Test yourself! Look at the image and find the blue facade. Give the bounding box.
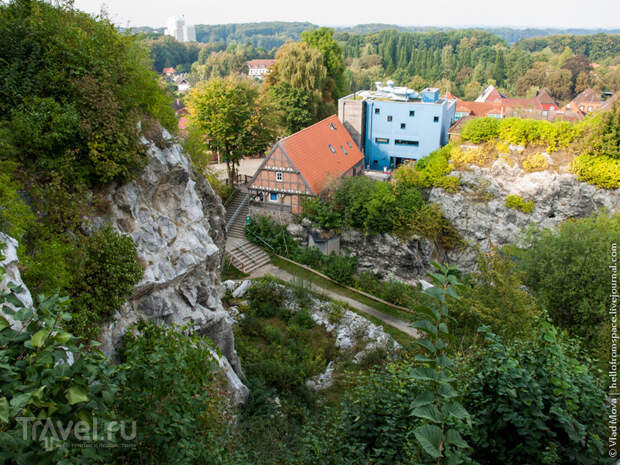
[362,94,456,171]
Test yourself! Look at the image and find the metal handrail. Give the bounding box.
[225,194,249,232]
[245,228,276,254]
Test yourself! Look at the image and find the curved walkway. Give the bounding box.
[250,264,420,339]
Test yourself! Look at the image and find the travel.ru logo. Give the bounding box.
[17,416,137,450]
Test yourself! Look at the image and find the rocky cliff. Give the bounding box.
[93,130,247,403]
[297,159,619,283]
[430,160,620,270]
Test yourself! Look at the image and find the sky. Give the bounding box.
[73,0,620,30]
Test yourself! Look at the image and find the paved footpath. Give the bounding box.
[250,264,420,339]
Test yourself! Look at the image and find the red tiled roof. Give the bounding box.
[280,115,365,194]
[163,67,177,74]
[456,100,504,117]
[246,59,276,69]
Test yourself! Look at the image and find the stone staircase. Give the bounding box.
[224,190,270,274]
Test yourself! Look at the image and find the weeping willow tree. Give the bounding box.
[265,41,335,134]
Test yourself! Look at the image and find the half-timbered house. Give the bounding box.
[248,115,365,223]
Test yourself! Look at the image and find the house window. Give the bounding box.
[395,140,419,146]
[433,116,439,123]
[269,193,278,202]
[275,171,283,182]
[328,144,336,154]
[375,108,380,114]
[346,141,353,149]
[387,115,392,122]
[400,123,406,129]
[341,145,348,155]
[375,137,389,144]
[409,110,415,117]
[328,123,337,130]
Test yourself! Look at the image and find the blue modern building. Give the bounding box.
[338,82,456,171]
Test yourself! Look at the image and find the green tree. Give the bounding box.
[514,212,620,361]
[266,41,331,126]
[492,49,506,86]
[0,0,176,187]
[301,27,347,98]
[187,76,275,186]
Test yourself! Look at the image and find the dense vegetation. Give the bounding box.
[300,175,461,249]
[512,212,620,363]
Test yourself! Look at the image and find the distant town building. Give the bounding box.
[450,86,582,122]
[567,88,608,115]
[247,59,276,79]
[248,115,364,221]
[165,16,196,42]
[162,67,177,76]
[338,81,456,171]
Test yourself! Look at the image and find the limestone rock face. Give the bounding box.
[340,229,437,283]
[95,131,247,403]
[0,233,33,331]
[430,161,620,270]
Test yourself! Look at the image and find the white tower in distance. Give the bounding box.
[165,16,195,42]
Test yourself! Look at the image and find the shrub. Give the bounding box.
[572,153,620,189]
[582,102,620,160]
[68,227,144,339]
[116,321,239,464]
[408,144,453,188]
[301,197,343,230]
[461,117,501,143]
[498,118,580,152]
[513,212,620,361]
[505,194,535,213]
[522,152,550,172]
[450,252,542,350]
[436,174,461,192]
[0,0,175,187]
[450,146,496,169]
[463,326,608,465]
[0,271,118,464]
[0,164,34,240]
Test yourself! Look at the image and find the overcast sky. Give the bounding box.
[73,0,619,30]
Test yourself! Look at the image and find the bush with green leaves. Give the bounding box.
[114,321,241,465]
[462,325,609,465]
[461,117,581,153]
[513,212,619,361]
[450,251,542,350]
[0,165,35,240]
[460,117,501,143]
[300,197,343,230]
[0,267,118,464]
[68,227,144,340]
[505,194,535,213]
[572,153,620,189]
[0,0,175,187]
